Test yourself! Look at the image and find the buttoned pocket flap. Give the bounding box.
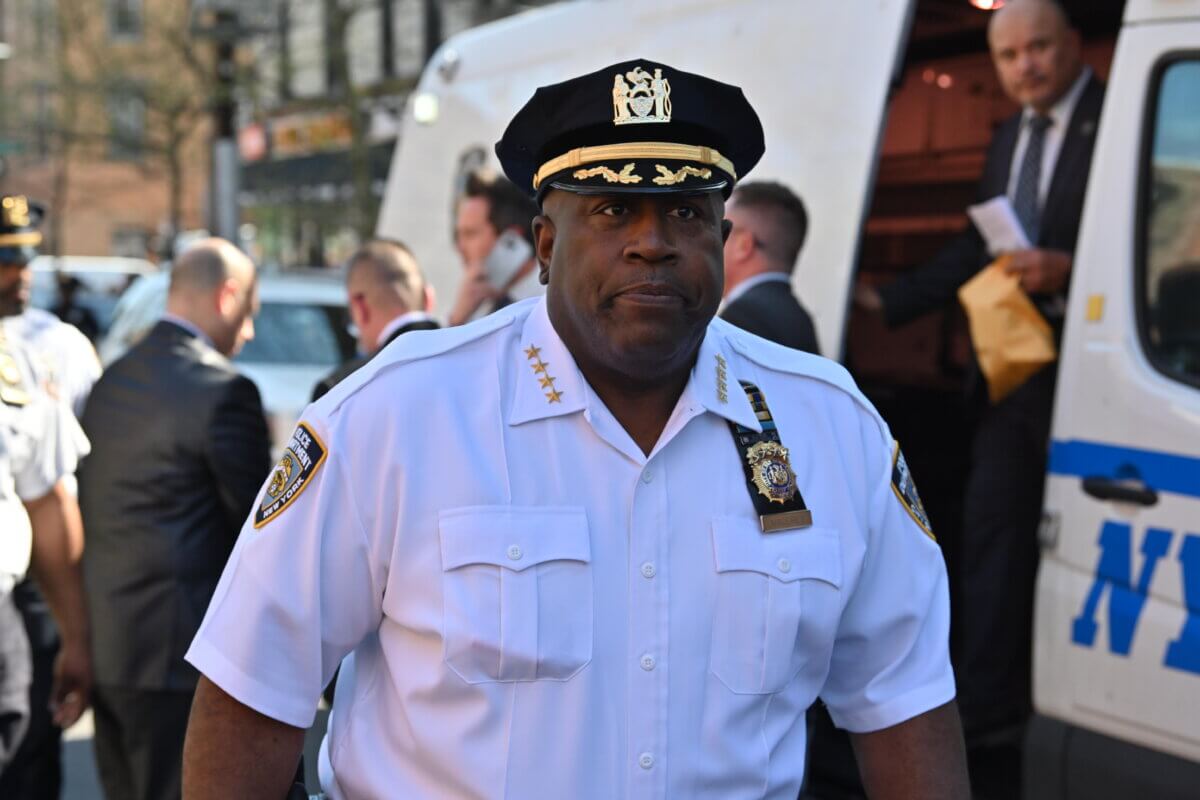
[439,506,591,572]
[711,517,842,587]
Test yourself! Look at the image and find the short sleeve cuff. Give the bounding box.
[825,672,957,734]
[185,636,317,730]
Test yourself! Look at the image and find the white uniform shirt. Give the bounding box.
[13,308,102,419]
[1,323,90,590]
[188,297,953,799]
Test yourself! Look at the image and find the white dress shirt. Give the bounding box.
[721,271,792,310]
[188,297,953,799]
[375,310,438,350]
[1006,66,1094,205]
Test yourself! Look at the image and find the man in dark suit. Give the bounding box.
[720,181,820,354]
[312,240,438,401]
[857,0,1104,758]
[78,238,270,800]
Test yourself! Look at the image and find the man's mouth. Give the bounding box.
[612,281,686,307]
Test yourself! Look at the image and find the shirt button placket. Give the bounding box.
[629,458,668,798]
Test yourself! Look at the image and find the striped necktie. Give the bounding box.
[1012,114,1052,244]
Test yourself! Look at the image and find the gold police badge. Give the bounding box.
[744,441,798,505]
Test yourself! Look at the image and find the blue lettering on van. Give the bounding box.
[1164,534,1200,674]
[1072,522,1172,653]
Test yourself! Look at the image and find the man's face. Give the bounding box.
[536,190,729,382]
[988,4,1082,113]
[214,276,257,358]
[0,261,31,317]
[455,196,499,269]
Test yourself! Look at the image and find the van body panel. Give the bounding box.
[1035,8,1200,768]
[377,0,915,358]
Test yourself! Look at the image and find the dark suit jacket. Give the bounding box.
[880,74,1105,333]
[720,277,820,354]
[79,320,271,691]
[311,317,439,401]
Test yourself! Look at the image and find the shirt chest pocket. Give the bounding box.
[709,517,843,695]
[438,506,593,684]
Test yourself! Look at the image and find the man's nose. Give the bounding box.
[624,208,679,264]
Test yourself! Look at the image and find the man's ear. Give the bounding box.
[721,218,734,244]
[532,214,556,286]
[217,278,239,317]
[423,284,436,313]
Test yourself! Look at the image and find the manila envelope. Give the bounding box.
[957,257,1057,404]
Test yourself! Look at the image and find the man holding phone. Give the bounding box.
[447,171,542,326]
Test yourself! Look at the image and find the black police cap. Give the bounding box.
[496,59,764,200]
[0,195,44,265]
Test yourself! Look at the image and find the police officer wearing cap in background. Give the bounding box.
[0,196,101,800]
[183,61,969,798]
[0,195,92,775]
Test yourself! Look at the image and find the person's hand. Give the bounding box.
[50,636,91,728]
[1003,248,1072,294]
[853,279,884,313]
[448,262,499,326]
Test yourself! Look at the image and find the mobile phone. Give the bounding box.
[483,229,533,290]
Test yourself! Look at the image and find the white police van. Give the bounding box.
[378,1,1200,796]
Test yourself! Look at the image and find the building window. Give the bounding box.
[110,0,142,39]
[1139,58,1200,387]
[108,88,146,160]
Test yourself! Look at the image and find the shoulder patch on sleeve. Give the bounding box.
[255,422,327,529]
[891,441,934,540]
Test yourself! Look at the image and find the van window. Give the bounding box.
[1141,59,1200,386]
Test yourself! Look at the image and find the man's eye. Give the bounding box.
[600,204,628,216]
[670,206,698,220]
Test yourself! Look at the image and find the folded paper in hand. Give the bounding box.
[968,196,1032,257]
[958,257,1056,404]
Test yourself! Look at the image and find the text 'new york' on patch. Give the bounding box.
[255,422,327,529]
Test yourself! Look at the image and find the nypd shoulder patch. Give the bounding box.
[891,441,934,541]
[254,422,327,529]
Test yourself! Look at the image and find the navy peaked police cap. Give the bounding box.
[496,59,765,200]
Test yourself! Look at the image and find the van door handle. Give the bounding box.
[1081,477,1159,506]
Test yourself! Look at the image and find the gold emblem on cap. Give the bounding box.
[573,164,643,185]
[1,196,31,228]
[613,67,671,126]
[744,441,798,505]
[653,165,713,186]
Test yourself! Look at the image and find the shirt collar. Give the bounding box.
[508,298,588,425]
[1024,65,1092,130]
[508,298,761,434]
[722,271,790,308]
[160,313,214,349]
[375,310,437,349]
[689,323,763,433]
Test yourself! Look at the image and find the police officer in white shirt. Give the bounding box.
[183,61,969,799]
[0,318,91,770]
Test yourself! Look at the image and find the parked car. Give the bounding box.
[29,255,159,340]
[99,268,356,451]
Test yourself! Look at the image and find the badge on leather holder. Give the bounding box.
[728,381,812,533]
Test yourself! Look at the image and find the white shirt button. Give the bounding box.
[640,654,656,671]
[638,752,655,770]
[777,557,792,574]
[641,469,654,484]
[507,545,523,561]
[640,562,656,579]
